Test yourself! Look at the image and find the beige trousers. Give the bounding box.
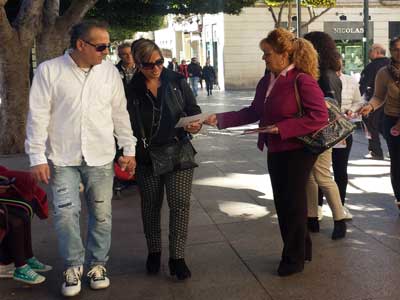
[306,149,345,221]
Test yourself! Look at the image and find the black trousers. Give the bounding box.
[267,148,318,266]
[383,115,400,201]
[332,135,353,205]
[136,165,194,259]
[205,79,213,95]
[0,210,33,267]
[363,106,385,157]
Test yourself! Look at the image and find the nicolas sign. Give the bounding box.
[324,22,373,40]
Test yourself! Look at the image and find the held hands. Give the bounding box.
[184,120,202,134]
[31,163,50,184]
[204,114,218,127]
[118,155,137,175]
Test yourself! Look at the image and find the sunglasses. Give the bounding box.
[140,58,164,70]
[83,40,111,52]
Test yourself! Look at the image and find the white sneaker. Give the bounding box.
[0,263,15,278]
[87,265,110,290]
[343,206,353,220]
[317,205,324,221]
[62,266,83,297]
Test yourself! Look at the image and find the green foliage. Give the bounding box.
[265,0,335,7]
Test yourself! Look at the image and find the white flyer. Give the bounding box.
[175,113,210,128]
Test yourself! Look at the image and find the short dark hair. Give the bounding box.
[390,36,400,50]
[69,20,109,49]
[118,42,132,53]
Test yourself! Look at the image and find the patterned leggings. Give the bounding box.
[136,165,194,259]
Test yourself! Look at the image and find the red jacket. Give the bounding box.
[0,166,48,219]
[216,68,328,153]
[178,64,189,79]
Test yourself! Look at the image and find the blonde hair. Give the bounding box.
[260,28,319,80]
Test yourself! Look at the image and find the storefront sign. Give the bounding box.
[324,22,373,40]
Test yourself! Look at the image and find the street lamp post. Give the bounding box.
[296,0,301,37]
[363,0,369,67]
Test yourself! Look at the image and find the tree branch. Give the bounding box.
[43,0,60,27]
[268,6,278,27]
[277,1,287,28]
[58,0,98,31]
[14,0,45,45]
[0,0,13,42]
[302,7,331,29]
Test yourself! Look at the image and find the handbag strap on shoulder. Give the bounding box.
[294,73,305,117]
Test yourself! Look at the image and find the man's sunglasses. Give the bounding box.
[83,40,110,52]
[140,58,164,70]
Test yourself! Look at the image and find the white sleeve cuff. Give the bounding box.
[29,153,48,167]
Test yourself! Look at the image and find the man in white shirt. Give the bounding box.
[25,20,136,297]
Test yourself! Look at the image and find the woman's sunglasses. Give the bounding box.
[83,40,111,52]
[141,58,164,70]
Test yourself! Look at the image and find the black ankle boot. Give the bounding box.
[307,217,320,233]
[146,252,161,274]
[168,258,191,280]
[277,261,304,277]
[332,219,347,240]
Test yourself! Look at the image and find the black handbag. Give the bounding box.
[134,84,198,176]
[294,74,356,154]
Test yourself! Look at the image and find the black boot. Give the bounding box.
[277,261,304,277]
[307,217,320,233]
[146,252,161,274]
[168,258,191,280]
[332,219,347,240]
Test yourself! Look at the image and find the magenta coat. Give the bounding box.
[216,68,328,153]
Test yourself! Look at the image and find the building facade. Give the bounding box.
[154,0,400,90]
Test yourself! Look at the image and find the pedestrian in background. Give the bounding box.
[359,36,400,211]
[188,57,202,97]
[206,28,328,277]
[359,44,390,160]
[178,59,189,81]
[202,58,216,96]
[116,42,136,92]
[303,31,347,239]
[25,20,137,297]
[168,57,179,72]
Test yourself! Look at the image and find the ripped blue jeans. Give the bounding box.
[50,161,114,268]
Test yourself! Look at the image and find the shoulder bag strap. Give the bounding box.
[294,73,304,117]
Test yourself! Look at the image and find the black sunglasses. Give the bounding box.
[83,40,110,52]
[140,58,164,70]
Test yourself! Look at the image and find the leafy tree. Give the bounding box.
[0,0,257,154]
[265,0,335,32]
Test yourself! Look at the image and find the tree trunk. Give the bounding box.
[36,25,69,64]
[0,34,31,154]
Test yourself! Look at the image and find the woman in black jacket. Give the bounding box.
[202,59,216,96]
[127,39,202,280]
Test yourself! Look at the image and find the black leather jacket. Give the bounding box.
[126,68,201,165]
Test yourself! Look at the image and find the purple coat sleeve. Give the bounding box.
[276,74,328,140]
[216,78,266,129]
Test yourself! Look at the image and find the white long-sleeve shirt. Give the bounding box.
[339,73,363,113]
[25,53,136,167]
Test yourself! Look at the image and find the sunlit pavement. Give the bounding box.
[1,88,399,300]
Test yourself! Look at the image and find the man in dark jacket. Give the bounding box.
[116,42,137,94]
[187,57,202,97]
[359,44,390,160]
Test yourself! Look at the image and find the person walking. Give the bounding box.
[178,59,189,81]
[202,59,216,96]
[187,57,202,97]
[359,44,390,160]
[206,28,328,276]
[359,36,400,211]
[126,39,202,280]
[303,31,347,239]
[25,20,137,297]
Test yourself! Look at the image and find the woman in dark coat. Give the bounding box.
[126,39,202,280]
[202,59,216,96]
